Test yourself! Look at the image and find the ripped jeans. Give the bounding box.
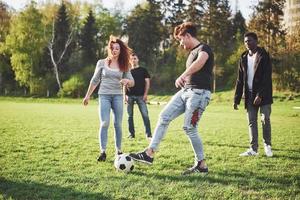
[149,88,211,162]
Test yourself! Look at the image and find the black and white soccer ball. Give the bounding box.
[114,154,134,172]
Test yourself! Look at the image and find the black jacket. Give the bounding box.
[234,47,273,109]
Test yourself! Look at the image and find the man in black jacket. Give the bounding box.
[233,32,273,157]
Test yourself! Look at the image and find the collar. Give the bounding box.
[191,43,202,51]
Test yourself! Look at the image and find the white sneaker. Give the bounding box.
[264,144,273,157]
[239,148,258,156]
[146,136,152,142]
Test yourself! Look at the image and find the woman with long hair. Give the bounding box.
[83,35,134,162]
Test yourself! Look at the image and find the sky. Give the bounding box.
[2,0,259,20]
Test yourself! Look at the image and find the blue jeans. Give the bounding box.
[98,94,123,152]
[149,88,211,162]
[127,96,151,137]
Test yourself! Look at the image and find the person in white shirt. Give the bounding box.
[233,32,273,157]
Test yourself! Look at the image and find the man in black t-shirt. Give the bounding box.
[129,22,214,175]
[125,53,152,140]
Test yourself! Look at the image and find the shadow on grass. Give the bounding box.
[0,177,112,200]
[272,147,300,154]
[205,142,300,159]
[271,153,300,161]
[148,169,299,193]
[205,141,248,149]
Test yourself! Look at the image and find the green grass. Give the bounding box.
[0,92,299,200]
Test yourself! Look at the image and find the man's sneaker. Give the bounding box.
[182,161,208,175]
[97,152,106,162]
[264,145,273,157]
[239,148,258,156]
[146,136,152,142]
[129,150,153,165]
[128,135,135,139]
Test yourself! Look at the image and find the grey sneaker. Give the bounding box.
[129,150,153,165]
[182,160,208,175]
[239,148,258,156]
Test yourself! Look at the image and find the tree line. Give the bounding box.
[0,0,298,97]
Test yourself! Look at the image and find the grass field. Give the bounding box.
[0,92,299,200]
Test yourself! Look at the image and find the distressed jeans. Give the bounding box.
[98,94,123,152]
[247,98,272,152]
[149,88,211,162]
[127,96,152,137]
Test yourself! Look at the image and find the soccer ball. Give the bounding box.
[114,154,134,172]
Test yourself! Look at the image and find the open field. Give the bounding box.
[0,92,299,200]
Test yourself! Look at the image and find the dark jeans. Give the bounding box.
[127,96,151,137]
[247,94,272,152]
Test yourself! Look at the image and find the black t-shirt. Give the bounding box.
[126,67,150,96]
[185,43,214,91]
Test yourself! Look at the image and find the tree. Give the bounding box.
[4,2,46,93]
[186,0,205,25]
[232,10,246,39]
[276,25,300,91]
[155,0,186,27]
[80,9,97,66]
[48,2,73,91]
[0,1,14,94]
[248,0,287,90]
[95,8,122,58]
[125,0,164,72]
[248,0,285,54]
[200,0,234,91]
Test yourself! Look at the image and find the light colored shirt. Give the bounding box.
[90,59,133,94]
[247,52,257,91]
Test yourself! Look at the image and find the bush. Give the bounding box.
[58,74,85,98]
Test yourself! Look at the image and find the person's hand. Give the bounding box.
[143,94,148,102]
[83,96,90,106]
[233,103,238,110]
[175,76,186,88]
[125,95,128,103]
[120,79,130,86]
[253,96,262,105]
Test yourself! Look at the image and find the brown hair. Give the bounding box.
[173,22,197,40]
[107,35,132,72]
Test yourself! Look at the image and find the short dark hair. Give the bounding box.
[174,22,197,40]
[244,32,258,41]
[131,52,138,57]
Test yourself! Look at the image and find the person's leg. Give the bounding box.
[260,104,272,146]
[127,96,135,138]
[260,104,273,156]
[129,90,185,164]
[99,95,111,152]
[149,90,185,151]
[182,89,211,163]
[98,95,111,161]
[247,102,259,152]
[111,94,123,154]
[136,96,152,137]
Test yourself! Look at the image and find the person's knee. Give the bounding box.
[140,110,149,118]
[101,121,110,128]
[261,114,270,124]
[248,115,257,124]
[142,113,150,120]
[183,125,197,136]
[114,121,122,128]
[159,114,171,125]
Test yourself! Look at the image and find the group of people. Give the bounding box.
[83,22,273,175]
